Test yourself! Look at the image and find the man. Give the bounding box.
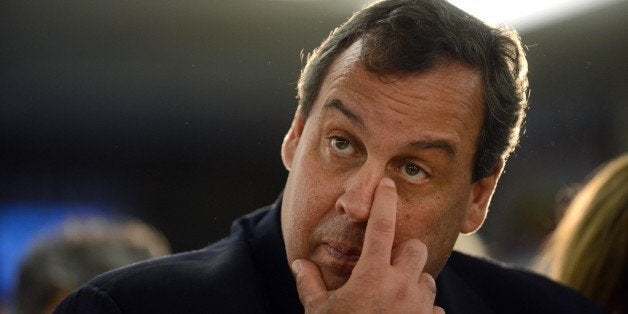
[55,0,606,313]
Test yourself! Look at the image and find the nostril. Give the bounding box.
[348,207,370,222]
[335,192,371,222]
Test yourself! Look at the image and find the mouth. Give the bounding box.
[321,242,361,269]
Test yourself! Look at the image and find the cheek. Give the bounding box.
[394,192,467,244]
[394,198,465,276]
[284,158,340,254]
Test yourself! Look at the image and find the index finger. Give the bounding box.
[358,177,398,267]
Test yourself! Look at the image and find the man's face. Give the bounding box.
[281,41,500,290]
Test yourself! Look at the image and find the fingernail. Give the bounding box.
[381,177,395,188]
[291,260,301,274]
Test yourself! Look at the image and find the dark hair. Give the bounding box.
[297,0,529,181]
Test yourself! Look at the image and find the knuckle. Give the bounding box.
[404,241,423,258]
[296,275,307,291]
[392,278,415,300]
[301,292,323,308]
[371,218,395,234]
[394,284,410,300]
[420,273,437,295]
[356,270,385,284]
[409,238,427,252]
[404,239,427,261]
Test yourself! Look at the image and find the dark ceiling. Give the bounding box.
[1,0,626,260]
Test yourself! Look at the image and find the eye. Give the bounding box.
[328,136,355,156]
[399,162,428,182]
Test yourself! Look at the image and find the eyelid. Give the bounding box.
[325,133,357,157]
[324,134,351,146]
[393,159,431,184]
[326,130,359,146]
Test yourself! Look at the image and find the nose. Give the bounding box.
[335,161,386,222]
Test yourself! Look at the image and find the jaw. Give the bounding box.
[308,241,360,290]
[318,264,353,291]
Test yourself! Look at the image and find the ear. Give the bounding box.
[461,159,504,234]
[281,106,306,171]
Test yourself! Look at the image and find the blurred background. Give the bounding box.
[1,0,627,309]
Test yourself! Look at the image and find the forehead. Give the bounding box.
[312,41,484,148]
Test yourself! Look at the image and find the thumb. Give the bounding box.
[292,259,328,309]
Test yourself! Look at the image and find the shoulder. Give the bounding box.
[55,237,267,313]
[444,251,607,313]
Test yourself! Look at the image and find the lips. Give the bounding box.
[327,242,361,259]
[322,242,362,269]
[310,220,365,274]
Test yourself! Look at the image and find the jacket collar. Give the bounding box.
[436,252,495,314]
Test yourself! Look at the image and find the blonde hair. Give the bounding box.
[540,154,627,310]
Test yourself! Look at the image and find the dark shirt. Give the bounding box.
[55,196,606,313]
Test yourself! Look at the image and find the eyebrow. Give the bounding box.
[408,140,456,159]
[322,98,365,129]
[323,97,456,159]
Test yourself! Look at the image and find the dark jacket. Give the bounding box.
[55,197,606,314]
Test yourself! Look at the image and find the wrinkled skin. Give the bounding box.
[281,40,502,312]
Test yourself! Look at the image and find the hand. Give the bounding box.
[292,177,445,313]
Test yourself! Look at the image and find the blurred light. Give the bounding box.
[449,0,622,31]
[278,0,622,31]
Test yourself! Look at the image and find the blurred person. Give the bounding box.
[453,233,489,257]
[13,218,170,314]
[538,154,627,313]
[56,0,605,313]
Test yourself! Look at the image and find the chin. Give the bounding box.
[320,269,352,291]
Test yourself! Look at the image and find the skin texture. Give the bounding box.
[281,40,502,311]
